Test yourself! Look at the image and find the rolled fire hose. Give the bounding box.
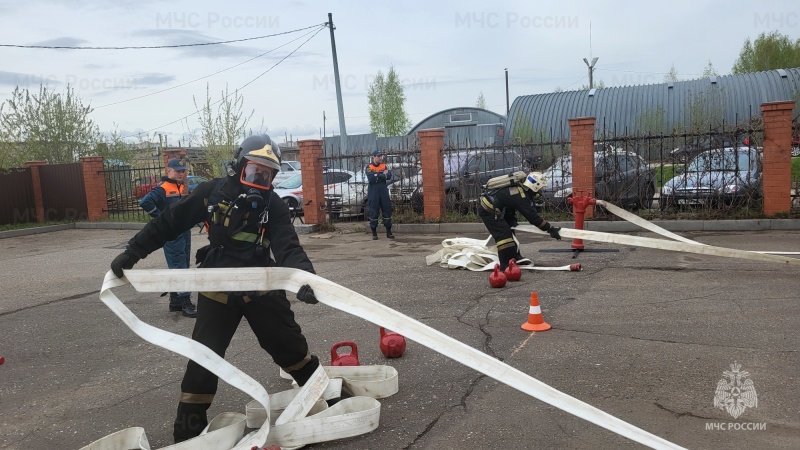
[97,268,686,450]
[93,274,395,450]
[427,235,581,271]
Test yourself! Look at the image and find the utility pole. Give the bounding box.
[327,13,348,153]
[323,110,326,138]
[504,68,509,115]
[583,57,598,89]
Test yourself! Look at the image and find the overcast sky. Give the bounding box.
[1,0,798,146]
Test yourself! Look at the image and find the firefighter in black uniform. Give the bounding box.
[110,134,322,443]
[478,171,562,271]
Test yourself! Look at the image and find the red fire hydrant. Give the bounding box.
[567,190,596,251]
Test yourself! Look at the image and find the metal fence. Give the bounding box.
[309,118,800,224]
[0,168,36,225]
[102,160,166,222]
[39,163,88,221]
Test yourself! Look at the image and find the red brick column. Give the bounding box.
[418,128,446,221]
[298,139,325,225]
[80,156,109,221]
[568,117,597,218]
[760,101,795,216]
[24,161,47,223]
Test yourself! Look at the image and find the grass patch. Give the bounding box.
[0,220,76,231]
[792,157,800,181]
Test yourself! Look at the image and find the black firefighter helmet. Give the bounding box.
[232,135,282,190]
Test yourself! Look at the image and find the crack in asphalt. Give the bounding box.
[640,290,721,306]
[553,327,795,351]
[654,402,717,420]
[0,290,100,317]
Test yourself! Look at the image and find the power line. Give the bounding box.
[0,24,324,50]
[94,25,325,109]
[121,25,326,140]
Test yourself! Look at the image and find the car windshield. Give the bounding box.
[687,151,752,172]
[275,173,302,189]
[444,152,469,174]
[544,156,572,180]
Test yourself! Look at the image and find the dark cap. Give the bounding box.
[371,150,383,157]
[167,158,187,171]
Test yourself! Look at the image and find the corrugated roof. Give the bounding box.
[506,68,800,141]
[408,107,506,134]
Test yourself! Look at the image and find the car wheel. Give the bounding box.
[282,197,299,210]
[792,146,800,157]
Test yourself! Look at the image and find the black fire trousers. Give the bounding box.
[173,290,319,442]
[478,208,523,271]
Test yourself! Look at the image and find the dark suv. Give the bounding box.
[539,149,656,210]
[395,150,524,212]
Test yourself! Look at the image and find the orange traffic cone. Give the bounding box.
[521,292,551,332]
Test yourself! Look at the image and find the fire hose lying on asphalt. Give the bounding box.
[94,266,689,450]
[512,200,800,265]
[427,199,800,270]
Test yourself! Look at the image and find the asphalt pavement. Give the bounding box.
[0,224,798,449]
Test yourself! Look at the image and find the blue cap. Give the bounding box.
[167,158,187,171]
[371,150,383,156]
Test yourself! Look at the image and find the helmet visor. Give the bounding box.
[240,161,274,190]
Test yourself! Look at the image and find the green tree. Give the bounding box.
[732,31,800,74]
[476,92,487,109]
[194,83,254,178]
[664,64,680,82]
[701,61,719,78]
[367,65,412,136]
[0,84,105,167]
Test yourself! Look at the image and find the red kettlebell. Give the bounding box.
[331,341,360,366]
[489,263,507,288]
[504,258,522,282]
[379,327,407,358]
[0,356,4,365]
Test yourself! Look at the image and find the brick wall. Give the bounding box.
[298,139,325,225]
[567,117,597,218]
[80,156,108,221]
[760,101,795,216]
[418,128,446,221]
[23,161,47,223]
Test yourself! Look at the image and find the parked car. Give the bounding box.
[670,135,751,163]
[792,134,800,157]
[660,147,762,209]
[275,161,302,185]
[391,150,525,212]
[186,175,208,193]
[273,169,355,214]
[330,164,422,218]
[132,175,158,198]
[539,149,656,210]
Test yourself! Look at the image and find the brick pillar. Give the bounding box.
[760,101,795,216]
[568,117,597,218]
[80,156,109,221]
[418,128,446,221]
[298,139,325,225]
[24,161,47,223]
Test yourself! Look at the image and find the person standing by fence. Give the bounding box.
[138,158,197,318]
[366,149,394,240]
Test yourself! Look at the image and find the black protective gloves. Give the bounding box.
[548,226,562,240]
[111,249,141,278]
[296,284,319,304]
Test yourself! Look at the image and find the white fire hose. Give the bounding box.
[93,267,687,450]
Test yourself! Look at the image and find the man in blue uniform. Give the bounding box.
[366,149,394,240]
[139,158,196,317]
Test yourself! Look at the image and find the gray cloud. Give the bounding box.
[0,71,61,87]
[29,37,89,47]
[132,73,176,86]
[130,29,261,59]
